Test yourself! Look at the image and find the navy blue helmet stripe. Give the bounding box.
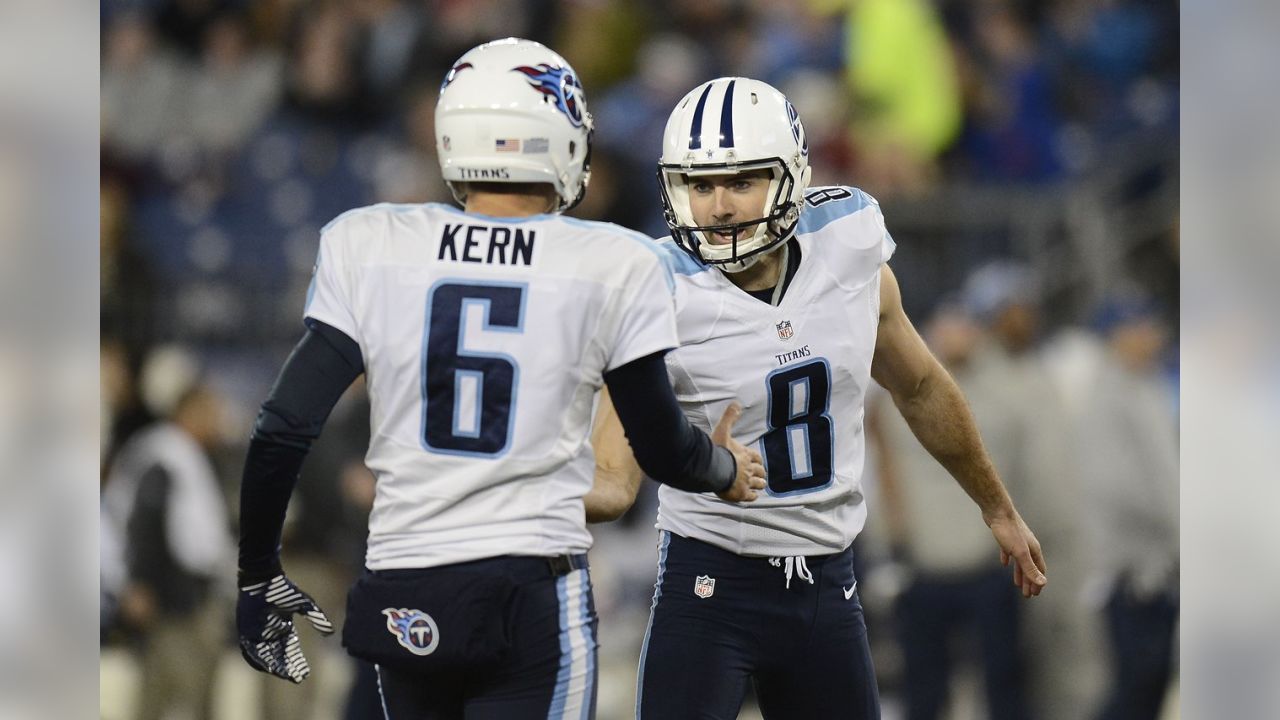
[719,80,736,148]
[688,83,714,149]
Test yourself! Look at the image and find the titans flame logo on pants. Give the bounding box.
[382,608,441,656]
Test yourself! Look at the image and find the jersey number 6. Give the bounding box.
[421,281,526,457]
[760,359,834,495]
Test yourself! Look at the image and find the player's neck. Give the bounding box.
[723,247,785,292]
[465,191,558,218]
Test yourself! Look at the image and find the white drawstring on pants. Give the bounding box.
[769,556,814,590]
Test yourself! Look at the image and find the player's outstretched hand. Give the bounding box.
[987,510,1048,598]
[711,402,767,503]
[237,573,335,683]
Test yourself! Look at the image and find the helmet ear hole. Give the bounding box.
[569,141,576,157]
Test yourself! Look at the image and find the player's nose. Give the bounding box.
[711,187,735,221]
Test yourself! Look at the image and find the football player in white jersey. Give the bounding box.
[234,42,766,720]
[588,77,1048,719]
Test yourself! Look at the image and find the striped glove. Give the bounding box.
[236,574,334,683]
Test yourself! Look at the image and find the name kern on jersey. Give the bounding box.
[305,202,677,570]
[655,186,895,557]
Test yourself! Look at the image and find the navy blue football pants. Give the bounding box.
[896,568,1028,720]
[372,555,598,720]
[637,531,880,719]
[1096,583,1177,720]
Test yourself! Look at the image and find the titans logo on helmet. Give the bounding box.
[785,100,808,156]
[382,607,440,656]
[512,64,586,128]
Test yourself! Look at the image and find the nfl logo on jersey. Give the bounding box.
[694,575,716,599]
[776,320,794,340]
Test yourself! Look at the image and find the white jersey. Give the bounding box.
[655,186,895,557]
[305,202,677,570]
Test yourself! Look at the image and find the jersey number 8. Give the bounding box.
[421,281,525,457]
[760,359,834,495]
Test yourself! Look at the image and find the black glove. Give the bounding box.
[237,574,334,683]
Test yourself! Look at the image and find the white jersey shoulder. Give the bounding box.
[653,185,895,557]
[306,203,677,570]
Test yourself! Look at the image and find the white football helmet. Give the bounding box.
[658,77,813,272]
[436,38,594,211]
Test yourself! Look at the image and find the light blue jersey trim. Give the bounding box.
[796,186,874,236]
[652,237,710,277]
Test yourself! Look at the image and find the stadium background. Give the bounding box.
[99,1,1179,718]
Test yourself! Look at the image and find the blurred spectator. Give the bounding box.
[369,82,453,205]
[101,12,189,166]
[740,0,844,88]
[100,338,155,473]
[950,1,1063,182]
[556,0,647,91]
[659,0,742,77]
[185,11,284,165]
[102,178,158,349]
[961,261,1101,720]
[592,32,712,232]
[155,0,237,58]
[1081,292,1178,720]
[871,305,1030,720]
[101,382,234,720]
[353,0,428,111]
[827,0,963,195]
[1043,0,1175,138]
[282,1,373,127]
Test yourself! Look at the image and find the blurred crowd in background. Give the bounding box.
[99,0,1179,719]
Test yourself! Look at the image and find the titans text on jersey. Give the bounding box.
[775,345,811,366]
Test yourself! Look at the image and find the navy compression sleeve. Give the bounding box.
[603,351,736,494]
[238,320,363,583]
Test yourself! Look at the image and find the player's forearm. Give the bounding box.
[238,436,307,581]
[603,352,735,494]
[584,464,642,523]
[891,364,1014,521]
